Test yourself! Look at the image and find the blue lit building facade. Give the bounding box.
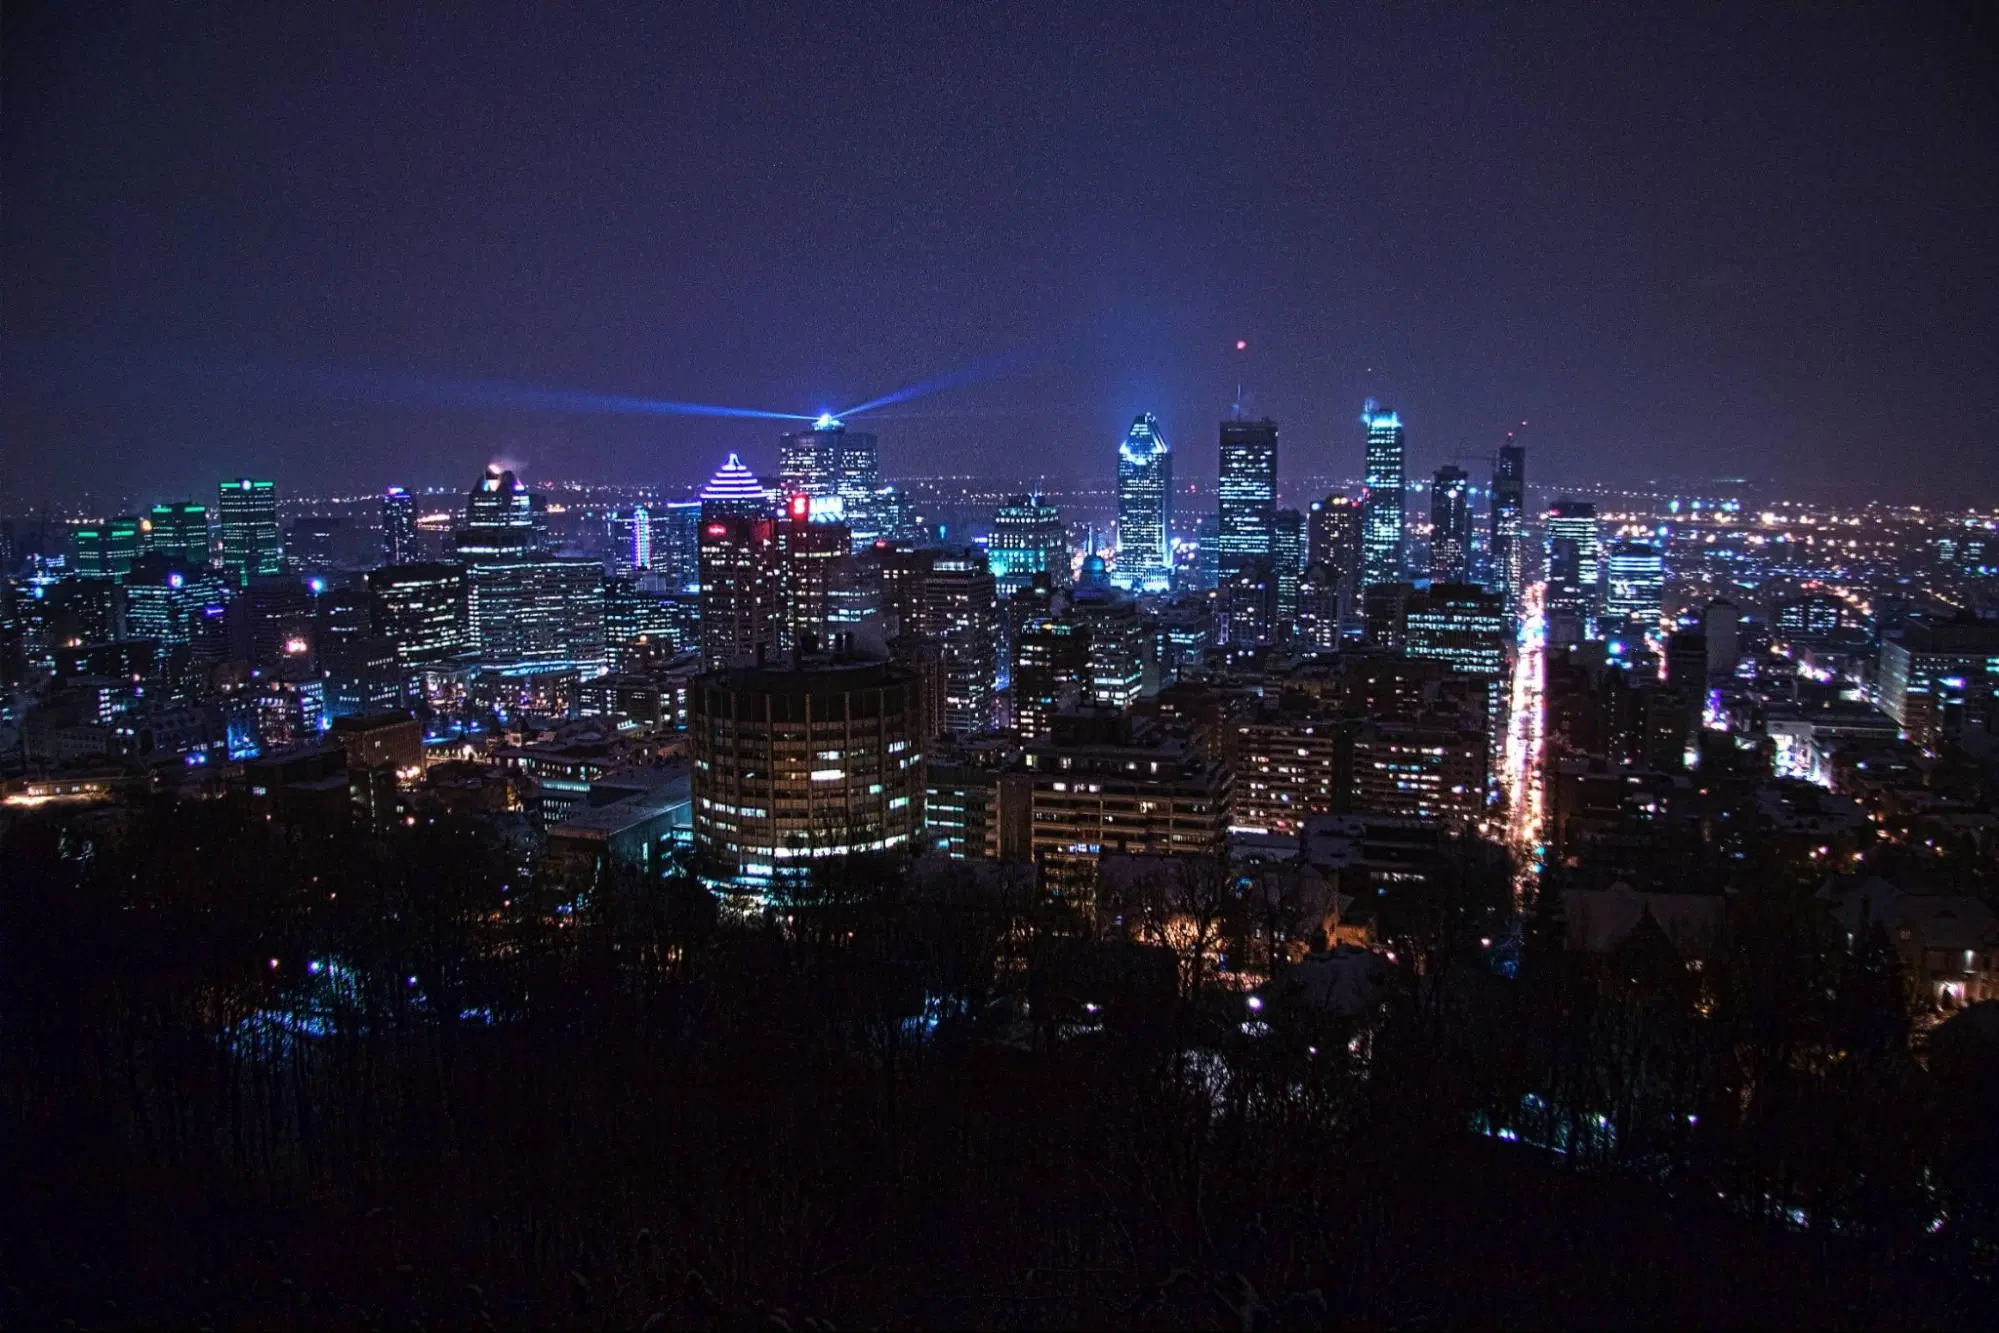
[1360,401,1404,589]
[1218,418,1278,578]
[1113,413,1173,593]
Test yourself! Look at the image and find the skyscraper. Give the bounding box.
[1490,441,1525,604]
[1429,466,1471,584]
[218,478,282,586]
[777,416,883,548]
[1217,418,1279,578]
[655,499,705,593]
[777,495,850,653]
[1545,499,1601,642]
[1307,493,1363,637]
[699,452,772,520]
[1113,413,1173,593]
[923,551,1001,736]
[367,563,470,666]
[457,468,537,555]
[987,494,1067,599]
[148,502,211,568]
[698,514,781,669]
[1602,540,1664,639]
[381,487,418,566]
[1360,401,1405,589]
[1272,507,1306,623]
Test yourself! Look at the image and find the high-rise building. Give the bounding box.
[1272,508,1306,623]
[381,487,418,566]
[777,495,850,653]
[1359,401,1405,589]
[1878,618,1999,753]
[148,503,211,568]
[987,494,1067,599]
[924,550,1001,736]
[1545,499,1602,641]
[1113,413,1173,593]
[777,417,883,548]
[699,452,772,520]
[367,563,470,667]
[1429,466,1471,584]
[457,468,537,555]
[1071,588,1145,709]
[1307,494,1363,638]
[1013,599,1091,744]
[1602,540,1664,639]
[655,499,705,593]
[688,655,926,894]
[607,506,653,575]
[1490,442,1525,604]
[218,479,283,586]
[1218,418,1279,578]
[74,515,146,580]
[698,513,781,669]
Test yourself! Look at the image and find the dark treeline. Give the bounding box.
[3,798,1992,1328]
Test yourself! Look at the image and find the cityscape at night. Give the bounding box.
[4,4,1997,1328]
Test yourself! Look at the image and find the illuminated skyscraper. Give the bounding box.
[699,452,773,520]
[456,468,536,554]
[1217,418,1278,578]
[1272,507,1306,622]
[655,499,705,593]
[698,513,781,669]
[777,494,850,652]
[1429,466,1471,584]
[381,487,418,566]
[74,515,145,580]
[1602,540,1664,639]
[1113,413,1173,593]
[1359,401,1404,588]
[923,550,1000,736]
[367,562,470,666]
[988,494,1067,599]
[1490,442,1525,603]
[148,502,211,568]
[1308,493,1363,637]
[1545,498,1601,641]
[778,416,882,548]
[218,479,282,586]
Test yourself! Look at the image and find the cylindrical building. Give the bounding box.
[688,656,926,893]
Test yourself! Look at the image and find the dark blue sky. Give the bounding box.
[4,2,1994,506]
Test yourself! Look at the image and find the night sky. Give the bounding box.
[4,3,1994,506]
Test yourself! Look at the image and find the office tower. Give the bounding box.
[1272,508,1305,623]
[226,576,318,670]
[74,516,144,580]
[367,563,470,666]
[458,467,537,554]
[777,417,883,548]
[1429,466,1471,584]
[1602,540,1664,639]
[699,452,772,520]
[1308,493,1363,637]
[606,505,653,575]
[1878,617,1999,753]
[1217,418,1279,578]
[1544,499,1601,641]
[1220,561,1275,647]
[122,557,229,649]
[833,426,885,549]
[777,417,843,503]
[1071,588,1145,709]
[381,487,418,566]
[655,499,705,593]
[449,468,604,669]
[777,495,850,652]
[1297,564,1343,650]
[988,494,1067,599]
[148,502,211,568]
[218,478,283,586]
[1193,514,1221,591]
[1113,413,1173,593]
[924,550,1000,736]
[287,515,347,574]
[1490,442,1525,603]
[1404,582,1509,679]
[1359,400,1405,588]
[698,513,781,669]
[688,655,926,893]
[1012,606,1091,744]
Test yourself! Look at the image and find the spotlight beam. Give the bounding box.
[835,347,1036,419]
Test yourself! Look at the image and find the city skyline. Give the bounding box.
[5,6,1994,504]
